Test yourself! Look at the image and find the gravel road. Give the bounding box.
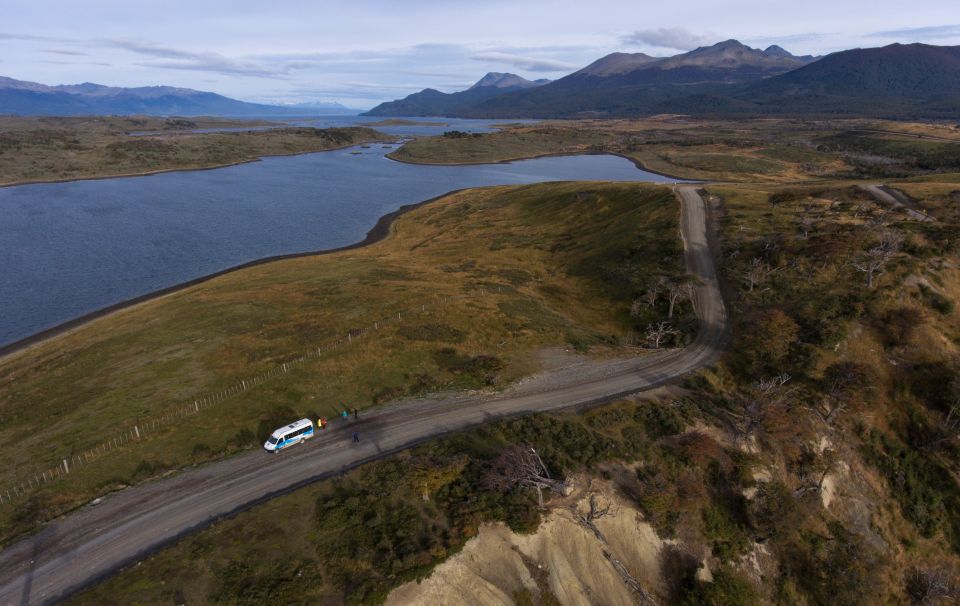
[0,185,728,605]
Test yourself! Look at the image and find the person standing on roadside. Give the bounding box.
[353,407,358,419]
[352,432,360,443]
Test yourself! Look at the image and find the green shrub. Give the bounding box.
[702,503,752,562]
[634,400,688,438]
[397,323,466,343]
[677,566,759,606]
[862,430,960,551]
[433,348,503,386]
[210,559,316,605]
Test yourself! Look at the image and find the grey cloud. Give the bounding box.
[106,39,290,78]
[43,48,89,56]
[870,24,960,40]
[401,69,472,79]
[0,32,72,43]
[470,52,578,72]
[133,60,286,79]
[744,32,829,46]
[621,27,714,51]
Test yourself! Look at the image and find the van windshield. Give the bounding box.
[268,436,279,445]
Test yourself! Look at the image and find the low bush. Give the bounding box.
[397,323,466,343]
[677,566,759,606]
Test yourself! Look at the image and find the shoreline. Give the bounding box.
[0,186,468,361]
[0,137,395,190]
[0,144,685,360]
[385,148,694,182]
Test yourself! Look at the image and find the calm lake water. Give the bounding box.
[0,144,677,347]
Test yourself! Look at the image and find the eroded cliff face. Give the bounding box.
[386,478,672,606]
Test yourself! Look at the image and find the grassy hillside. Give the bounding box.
[0,116,388,186]
[0,182,689,542]
[69,174,960,606]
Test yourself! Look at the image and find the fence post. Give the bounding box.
[195,401,199,412]
[63,459,69,474]
[134,425,140,439]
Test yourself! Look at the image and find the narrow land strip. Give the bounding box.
[0,186,726,606]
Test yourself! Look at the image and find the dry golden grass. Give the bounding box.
[0,116,388,186]
[0,181,682,539]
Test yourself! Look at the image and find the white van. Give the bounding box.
[263,418,314,452]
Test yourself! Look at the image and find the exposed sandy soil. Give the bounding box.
[386,481,667,606]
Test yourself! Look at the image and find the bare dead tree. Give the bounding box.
[727,374,793,441]
[604,551,660,606]
[484,444,566,507]
[815,361,868,425]
[568,493,658,606]
[631,277,668,319]
[852,230,901,289]
[793,446,836,498]
[799,203,817,239]
[645,321,678,349]
[906,566,960,605]
[760,235,777,255]
[742,257,774,293]
[666,276,696,318]
[571,494,617,542]
[643,276,667,309]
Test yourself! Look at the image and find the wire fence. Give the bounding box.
[0,291,484,507]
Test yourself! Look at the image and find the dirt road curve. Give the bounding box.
[0,186,728,606]
[861,184,934,223]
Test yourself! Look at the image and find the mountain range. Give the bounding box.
[4,40,959,120]
[362,72,551,117]
[367,41,960,119]
[0,77,355,117]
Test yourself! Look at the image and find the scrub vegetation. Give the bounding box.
[0,115,389,186]
[389,117,960,183]
[0,182,690,542]
[8,116,960,604]
[69,169,960,605]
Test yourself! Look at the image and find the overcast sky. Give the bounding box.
[2,0,959,109]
